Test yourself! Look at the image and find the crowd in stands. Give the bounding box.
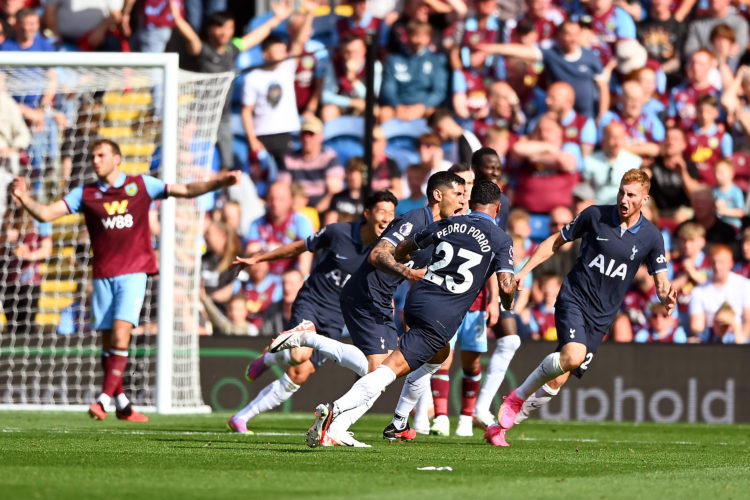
[3,0,750,345]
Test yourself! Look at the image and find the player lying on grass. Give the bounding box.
[227,191,397,442]
[11,138,240,422]
[305,180,517,448]
[486,169,677,447]
[269,171,467,445]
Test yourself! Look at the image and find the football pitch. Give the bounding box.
[2,411,749,499]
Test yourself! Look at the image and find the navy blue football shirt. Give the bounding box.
[557,205,669,331]
[341,207,435,317]
[295,222,373,314]
[405,211,514,337]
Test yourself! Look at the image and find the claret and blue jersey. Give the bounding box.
[405,211,514,339]
[558,205,669,331]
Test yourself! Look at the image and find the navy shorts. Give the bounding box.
[290,299,344,368]
[399,311,454,371]
[554,305,606,379]
[342,299,398,356]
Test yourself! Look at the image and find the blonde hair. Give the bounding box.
[677,221,706,241]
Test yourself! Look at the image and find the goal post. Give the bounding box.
[0,51,233,413]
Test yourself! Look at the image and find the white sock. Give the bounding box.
[515,352,564,400]
[392,362,441,428]
[263,350,291,368]
[328,392,381,434]
[302,332,368,377]
[96,393,112,409]
[235,373,300,421]
[334,365,396,416]
[474,335,521,416]
[515,384,559,425]
[115,393,130,411]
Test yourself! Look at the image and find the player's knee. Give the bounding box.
[559,350,586,371]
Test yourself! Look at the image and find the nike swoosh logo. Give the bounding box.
[335,254,348,259]
[596,236,609,241]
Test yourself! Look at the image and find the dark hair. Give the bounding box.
[90,138,121,157]
[341,32,366,46]
[16,7,38,23]
[697,93,718,108]
[261,34,287,52]
[447,163,471,174]
[427,108,454,128]
[205,10,234,28]
[426,171,465,203]
[470,179,502,205]
[364,190,398,211]
[471,147,499,168]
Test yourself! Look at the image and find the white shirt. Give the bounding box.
[242,59,300,136]
[689,272,750,326]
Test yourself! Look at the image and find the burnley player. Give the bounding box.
[306,180,517,448]
[486,169,677,447]
[269,171,465,444]
[227,191,397,439]
[10,139,240,421]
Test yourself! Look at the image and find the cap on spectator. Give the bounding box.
[572,182,595,201]
[615,39,648,74]
[301,116,324,134]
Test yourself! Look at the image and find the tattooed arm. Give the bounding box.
[497,271,517,311]
[368,239,425,282]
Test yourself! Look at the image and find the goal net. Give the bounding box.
[0,53,233,413]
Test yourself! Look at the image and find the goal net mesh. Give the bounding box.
[0,64,233,410]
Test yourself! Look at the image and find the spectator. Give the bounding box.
[599,79,665,159]
[721,65,750,151]
[499,17,546,125]
[637,0,686,77]
[1,7,54,52]
[380,20,448,122]
[634,302,688,343]
[201,292,259,336]
[583,122,642,205]
[713,158,745,230]
[541,81,596,157]
[201,220,241,312]
[668,49,721,130]
[473,81,526,145]
[289,8,325,121]
[734,227,750,278]
[244,181,314,278]
[241,5,315,171]
[709,23,739,89]
[1,0,22,38]
[685,94,732,186]
[290,182,320,232]
[0,74,31,217]
[645,126,700,216]
[452,45,493,127]
[527,272,562,341]
[334,0,388,47]
[370,125,402,198]
[510,114,580,214]
[416,132,451,175]
[122,0,182,53]
[279,116,344,213]
[583,0,638,68]
[699,301,742,343]
[327,156,365,223]
[482,19,610,119]
[614,265,658,342]
[680,185,737,248]
[530,205,580,292]
[428,108,482,165]
[671,221,710,330]
[386,0,439,55]
[503,0,565,50]
[237,258,282,330]
[572,180,596,214]
[689,243,750,343]
[631,66,667,117]
[0,206,52,335]
[43,0,129,51]
[684,0,749,71]
[395,163,428,217]
[259,268,305,337]
[321,33,382,122]
[171,0,297,169]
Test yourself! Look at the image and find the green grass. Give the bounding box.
[2,411,750,499]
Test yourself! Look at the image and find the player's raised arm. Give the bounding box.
[11,176,69,223]
[497,271,517,311]
[653,271,678,316]
[514,231,567,289]
[167,170,240,198]
[232,239,308,270]
[369,239,425,282]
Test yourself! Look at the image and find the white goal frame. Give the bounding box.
[0,51,209,414]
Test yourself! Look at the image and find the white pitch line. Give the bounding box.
[1,428,301,437]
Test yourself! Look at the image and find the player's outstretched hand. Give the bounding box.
[219,170,242,187]
[232,256,259,270]
[10,176,27,203]
[663,284,678,316]
[514,270,527,291]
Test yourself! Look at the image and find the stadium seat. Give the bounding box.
[381,118,431,171]
[323,115,364,165]
[730,152,750,193]
[529,213,550,242]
